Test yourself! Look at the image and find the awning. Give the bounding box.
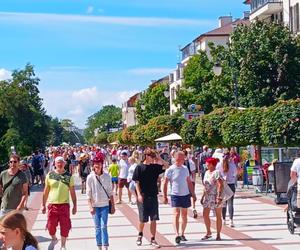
[155,133,182,142]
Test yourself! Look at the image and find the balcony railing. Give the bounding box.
[251,0,282,13]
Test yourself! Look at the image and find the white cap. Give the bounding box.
[55,156,65,163]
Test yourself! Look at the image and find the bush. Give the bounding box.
[180,118,201,145]
[261,99,300,146]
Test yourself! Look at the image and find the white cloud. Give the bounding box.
[128,67,173,76]
[0,68,11,80]
[40,87,138,128]
[0,11,214,27]
[86,6,94,14]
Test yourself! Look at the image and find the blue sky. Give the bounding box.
[0,0,248,128]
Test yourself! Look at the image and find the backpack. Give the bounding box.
[32,156,41,170]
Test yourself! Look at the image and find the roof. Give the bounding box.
[193,18,250,43]
[244,0,251,4]
[126,92,140,107]
[155,133,182,142]
[149,75,169,89]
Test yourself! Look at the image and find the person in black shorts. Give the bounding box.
[132,148,169,248]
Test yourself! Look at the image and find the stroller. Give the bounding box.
[286,181,300,234]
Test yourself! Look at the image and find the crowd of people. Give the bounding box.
[0,144,299,250]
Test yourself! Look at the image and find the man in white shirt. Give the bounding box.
[163,151,196,245]
[290,155,300,208]
[117,151,131,204]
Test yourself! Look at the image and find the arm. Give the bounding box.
[70,186,77,215]
[187,177,196,201]
[42,185,50,214]
[16,183,28,210]
[216,178,224,205]
[155,155,169,170]
[163,177,169,204]
[135,181,143,203]
[290,171,297,184]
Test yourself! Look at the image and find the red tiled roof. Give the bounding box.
[127,93,140,107]
[194,18,250,42]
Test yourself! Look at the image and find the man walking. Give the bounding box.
[132,148,168,248]
[42,156,77,250]
[117,151,131,204]
[163,151,196,244]
[0,154,28,216]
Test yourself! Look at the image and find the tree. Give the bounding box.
[85,105,122,143]
[0,64,50,161]
[230,21,300,107]
[144,115,186,143]
[196,108,235,147]
[261,99,300,147]
[132,125,150,146]
[136,83,170,125]
[121,125,138,145]
[222,108,263,147]
[180,118,201,145]
[93,132,109,145]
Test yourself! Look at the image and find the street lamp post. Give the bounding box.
[213,59,238,108]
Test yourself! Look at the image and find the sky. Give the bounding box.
[0,0,248,128]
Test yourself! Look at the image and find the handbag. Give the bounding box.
[221,181,234,202]
[95,176,113,214]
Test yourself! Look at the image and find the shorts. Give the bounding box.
[34,168,44,176]
[129,181,136,192]
[171,194,191,208]
[137,196,159,223]
[118,178,129,188]
[47,203,71,237]
[111,177,118,184]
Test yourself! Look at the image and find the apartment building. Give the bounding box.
[245,0,300,34]
[169,14,250,114]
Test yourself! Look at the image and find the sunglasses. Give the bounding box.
[146,154,156,158]
[9,160,18,164]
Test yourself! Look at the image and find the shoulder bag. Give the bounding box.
[221,180,234,202]
[95,176,113,214]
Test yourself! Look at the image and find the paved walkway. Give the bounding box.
[24,176,300,250]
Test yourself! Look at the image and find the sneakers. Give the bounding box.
[230,220,234,227]
[136,235,142,246]
[150,239,161,248]
[48,238,58,250]
[175,236,181,244]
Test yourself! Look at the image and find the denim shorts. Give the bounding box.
[171,194,191,208]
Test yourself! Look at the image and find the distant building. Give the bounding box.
[244,0,300,34]
[122,76,169,128]
[169,13,250,114]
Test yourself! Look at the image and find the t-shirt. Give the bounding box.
[165,165,190,196]
[127,163,137,182]
[108,163,119,178]
[291,158,300,183]
[132,164,164,197]
[118,159,129,179]
[0,170,27,210]
[45,171,74,204]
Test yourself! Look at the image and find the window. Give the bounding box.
[295,3,299,33]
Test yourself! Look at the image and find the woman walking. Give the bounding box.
[201,157,224,241]
[86,158,115,250]
[0,211,39,250]
[127,157,138,205]
[217,148,238,227]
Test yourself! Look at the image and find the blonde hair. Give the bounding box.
[128,157,136,164]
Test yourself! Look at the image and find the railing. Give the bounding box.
[251,0,283,12]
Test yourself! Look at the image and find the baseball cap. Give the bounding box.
[55,156,65,163]
[121,150,128,156]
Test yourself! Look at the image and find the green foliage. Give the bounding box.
[177,21,300,112]
[132,125,150,146]
[93,132,109,145]
[136,83,170,125]
[230,21,300,107]
[196,108,235,147]
[261,99,300,146]
[144,115,186,143]
[107,131,122,144]
[0,64,50,161]
[222,108,263,146]
[85,105,122,143]
[121,125,138,145]
[180,118,201,145]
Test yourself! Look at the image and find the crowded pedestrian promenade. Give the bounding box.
[0,145,299,250]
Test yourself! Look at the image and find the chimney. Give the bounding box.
[243,11,250,19]
[219,16,233,27]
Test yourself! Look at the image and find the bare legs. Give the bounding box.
[203,207,222,240]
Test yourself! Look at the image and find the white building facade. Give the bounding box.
[245,0,300,34]
[169,14,250,114]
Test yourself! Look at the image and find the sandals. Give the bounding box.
[136,236,142,246]
[201,235,212,240]
[216,236,222,241]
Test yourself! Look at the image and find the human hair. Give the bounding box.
[0,211,39,249]
[223,154,230,173]
[128,157,136,164]
[9,154,20,162]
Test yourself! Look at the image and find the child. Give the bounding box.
[108,158,119,195]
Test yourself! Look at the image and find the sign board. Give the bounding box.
[156,142,169,151]
[274,162,292,194]
[184,111,204,120]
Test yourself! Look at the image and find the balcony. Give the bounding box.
[250,0,283,21]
